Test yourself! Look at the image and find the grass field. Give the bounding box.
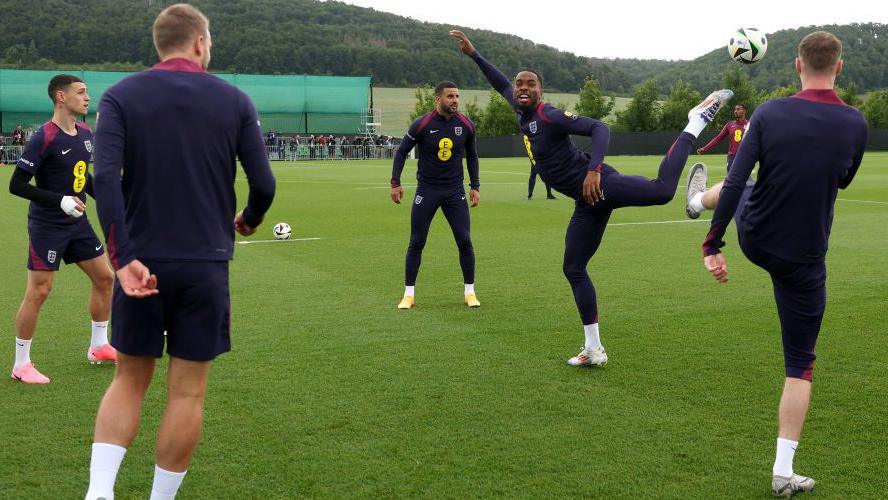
[373,87,631,137]
[1,153,887,498]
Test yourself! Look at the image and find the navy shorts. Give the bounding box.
[111,260,231,362]
[27,221,104,271]
[736,183,825,381]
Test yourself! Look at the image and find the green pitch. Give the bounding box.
[1,154,886,498]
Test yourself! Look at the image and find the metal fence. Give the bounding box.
[0,143,399,164]
[264,143,396,161]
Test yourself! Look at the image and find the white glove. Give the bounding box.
[60,196,84,218]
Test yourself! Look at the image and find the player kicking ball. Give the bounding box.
[8,75,117,384]
[391,81,481,309]
[451,29,730,366]
[692,32,867,497]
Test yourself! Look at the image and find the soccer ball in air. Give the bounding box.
[728,28,767,64]
[272,222,292,240]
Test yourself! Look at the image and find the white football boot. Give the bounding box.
[567,347,608,367]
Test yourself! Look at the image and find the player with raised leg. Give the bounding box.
[451,29,731,366]
[8,75,117,384]
[391,81,481,309]
[695,32,867,496]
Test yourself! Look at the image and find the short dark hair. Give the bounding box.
[48,74,84,104]
[799,31,842,73]
[735,103,747,110]
[434,81,458,96]
[518,68,543,86]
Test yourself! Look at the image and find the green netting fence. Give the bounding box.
[0,69,370,134]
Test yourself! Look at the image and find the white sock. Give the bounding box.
[683,115,708,138]
[583,323,602,351]
[689,192,706,213]
[91,321,109,349]
[86,442,127,500]
[404,286,415,297]
[773,437,798,477]
[150,465,187,500]
[14,337,31,370]
[464,283,475,295]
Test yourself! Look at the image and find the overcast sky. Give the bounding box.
[336,0,886,60]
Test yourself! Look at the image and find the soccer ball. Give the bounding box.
[728,28,767,65]
[272,222,291,240]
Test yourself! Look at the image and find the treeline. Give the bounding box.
[0,0,675,93]
[411,67,888,137]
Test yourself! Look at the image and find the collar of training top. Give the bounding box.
[793,88,845,105]
[152,58,207,73]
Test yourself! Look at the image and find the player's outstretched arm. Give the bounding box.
[450,30,517,108]
[697,124,729,155]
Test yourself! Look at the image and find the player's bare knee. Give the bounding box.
[93,269,115,292]
[27,281,53,303]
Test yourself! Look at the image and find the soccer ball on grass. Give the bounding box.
[273,222,292,240]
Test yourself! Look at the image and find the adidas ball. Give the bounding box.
[272,222,291,240]
[728,28,767,65]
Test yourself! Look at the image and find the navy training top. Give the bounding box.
[391,110,480,190]
[93,58,276,269]
[703,89,868,263]
[470,51,610,199]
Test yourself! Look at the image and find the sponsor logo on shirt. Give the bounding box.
[564,111,578,120]
[455,126,463,136]
[529,121,538,134]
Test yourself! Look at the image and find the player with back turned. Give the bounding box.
[451,29,731,367]
[690,31,867,497]
[8,74,117,385]
[391,81,481,309]
[85,4,276,499]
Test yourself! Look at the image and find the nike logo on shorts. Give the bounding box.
[95,245,103,251]
[62,149,72,155]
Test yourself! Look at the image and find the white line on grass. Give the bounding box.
[237,237,322,245]
[837,198,888,205]
[608,219,711,227]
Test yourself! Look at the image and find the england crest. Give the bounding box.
[529,121,538,134]
[47,250,57,264]
[455,126,463,136]
[415,195,423,205]
[84,140,93,153]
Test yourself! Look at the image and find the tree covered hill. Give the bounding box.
[0,0,673,92]
[1,1,886,93]
[657,23,888,93]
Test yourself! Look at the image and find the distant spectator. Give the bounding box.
[309,134,316,159]
[327,135,336,159]
[12,125,25,145]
